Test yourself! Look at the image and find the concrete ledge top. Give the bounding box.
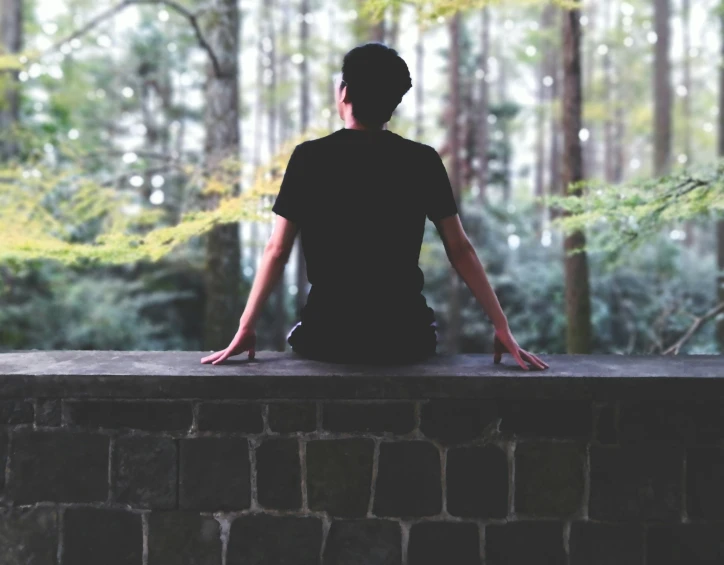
[0,350,722,400]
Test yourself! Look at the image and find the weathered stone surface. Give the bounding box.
[486,521,566,565]
[323,402,415,434]
[373,441,442,517]
[307,439,374,517]
[256,438,301,510]
[227,514,322,565]
[179,437,250,510]
[64,400,192,431]
[687,447,724,519]
[35,399,61,427]
[408,522,479,565]
[113,435,176,509]
[147,511,221,565]
[323,520,401,565]
[589,444,683,521]
[569,523,644,565]
[197,402,263,433]
[63,507,142,565]
[1,351,723,401]
[499,400,592,439]
[647,524,724,565]
[8,430,108,503]
[446,445,508,518]
[0,400,33,424]
[420,400,499,445]
[618,400,724,444]
[268,402,316,433]
[593,403,617,444]
[514,441,585,518]
[0,430,6,492]
[0,506,58,565]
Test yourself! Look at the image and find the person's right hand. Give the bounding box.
[493,326,549,371]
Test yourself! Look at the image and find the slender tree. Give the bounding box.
[0,0,22,160]
[476,6,490,204]
[445,10,463,354]
[202,0,242,350]
[653,0,672,175]
[415,8,426,139]
[717,0,724,352]
[561,6,593,353]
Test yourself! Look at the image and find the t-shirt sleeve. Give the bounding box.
[272,143,307,224]
[423,145,459,223]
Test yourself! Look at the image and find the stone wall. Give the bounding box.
[0,351,723,564]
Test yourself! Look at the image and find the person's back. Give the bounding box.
[276,126,458,363]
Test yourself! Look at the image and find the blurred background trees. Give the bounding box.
[0,0,721,355]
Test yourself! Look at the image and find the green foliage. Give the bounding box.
[548,160,724,265]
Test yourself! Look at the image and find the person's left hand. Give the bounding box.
[201,325,257,365]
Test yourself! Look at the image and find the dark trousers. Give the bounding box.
[286,319,438,365]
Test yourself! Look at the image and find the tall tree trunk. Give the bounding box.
[271,0,290,351]
[497,13,511,203]
[388,2,401,48]
[202,0,242,350]
[415,9,425,139]
[445,11,462,354]
[295,0,310,320]
[476,6,489,204]
[716,0,724,352]
[534,4,555,231]
[0,0,22,160]
[653,0,672,176]
[548,8,562,224]
[602,0,614,182]
[562,7,593,354]
[682,0,696,247]
[583,0,597,179]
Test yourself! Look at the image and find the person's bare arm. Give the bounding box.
[434,215,549,370]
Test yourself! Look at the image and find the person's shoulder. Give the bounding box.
[385,131,437,156]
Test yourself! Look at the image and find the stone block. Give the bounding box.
[0,400,33,424]
[618,400,724,444]
[408,522,480,565]
[227,514,322,565]
[514,441,585,518]
[64,400,191,432]
[268,402,316,433]
[589,444,683,521]
[373,441,441,517]
[179,437,250,510]
[323,402,414,434]
[63,507,142,565]
[499,400,592,440]
[569,522,644,565]
[197,402,263,433]
[323,519,401,565]
[148,511,221,565]
[35,399,61,427]
[8,430,108,503]
[647,524,724,565]
[0,506,58,565]
[593,402,617,444]
[307,439,373,517]
[446,445,508,518]
[113,435,176,509]
[687,447,724,519]
[256,438,301,510]
[486,521,566,565]
[420,400,499,445]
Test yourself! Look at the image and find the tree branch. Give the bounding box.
[663,301,724,355]
[49,0,224,78]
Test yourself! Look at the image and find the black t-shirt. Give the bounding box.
[272,127,459,351]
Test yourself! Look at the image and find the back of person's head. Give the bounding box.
[341,42,412,128]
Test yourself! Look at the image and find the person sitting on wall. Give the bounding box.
[201,42,548,370]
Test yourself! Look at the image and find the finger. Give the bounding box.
[493,351,501,364]
[534,354,549,369]
[201,350,224,364]
[212,349,231,365]
[512,349,530,371]
[249,347,255,360]
[521,350,546,370]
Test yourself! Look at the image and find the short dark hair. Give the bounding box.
[341,42,412,127]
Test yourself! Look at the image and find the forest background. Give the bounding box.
[0,0,722,356]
